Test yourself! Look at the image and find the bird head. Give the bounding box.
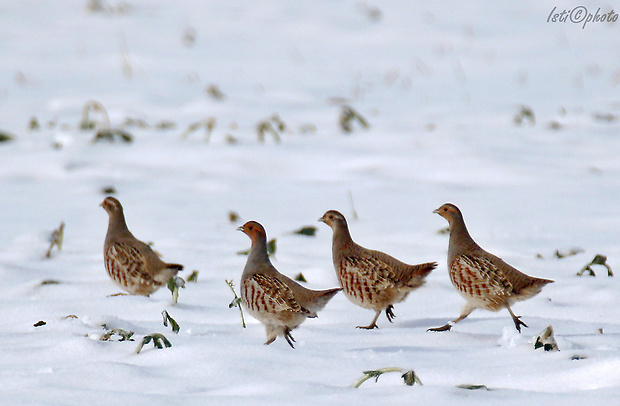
[237,221,267,242]
[318,210,347,229]
[433,203,462,224]
[101,196,123,215]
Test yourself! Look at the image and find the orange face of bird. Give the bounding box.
[433,203,460,223]
[237,221,266,241]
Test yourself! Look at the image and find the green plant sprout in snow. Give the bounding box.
[167,276,186,304]
[162,310,180,334]
[135,333,172,354]
[577,254,613,277]
[353,367,423,388]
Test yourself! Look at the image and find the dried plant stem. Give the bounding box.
[226,280,246,328]
[45,222,65,258]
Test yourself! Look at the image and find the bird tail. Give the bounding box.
[406,262,436,288]
[166,263,184,272]
[305,287,342,313]
[515,276,554,301]
[155,263,183,283]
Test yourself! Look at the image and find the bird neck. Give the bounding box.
[448,216,479,259]
[244,237,272,276]
[332,223,356,256]
[106,211,134,243]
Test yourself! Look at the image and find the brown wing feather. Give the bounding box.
[456,255,517,295]
[246,274,311,315]
[106,242,159,287]
[480,252,553,293]
[342,255,396,288]
[353,250,435,287]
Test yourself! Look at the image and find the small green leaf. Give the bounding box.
[267,239,277,256]
[154,120,176,130]
[294,273,307,283]
[93,129,133,143]
[100,328,135,342]
[0,131,15,142]
[206,84,226,101]
[186,270,199,282]
[34,321,46,327]
[162,310,180,334]
[514,105,535,126]
[167,276,186,304]
[457,384,490,391]
[534,325,559,352]
[229,211,241,223]
[353,367,421,388]
[577,254,613,277]
[29,117,40,130]
[401,370,423,386]
[135,333,172,354]
[339,105,369,133]
[294,226,317,237]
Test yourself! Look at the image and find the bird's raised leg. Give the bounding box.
[385,305,396,323]
[506,304,528,333]
[283,327,296,349]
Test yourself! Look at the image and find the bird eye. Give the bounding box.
[248,226,253,230]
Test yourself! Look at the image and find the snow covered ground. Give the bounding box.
[1,1,619,404]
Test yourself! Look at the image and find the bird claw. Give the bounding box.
[427,323,452,332]
[513,316,528,333]
[385,305,396,323]
[284,328,296,349]
[356,324,379,330]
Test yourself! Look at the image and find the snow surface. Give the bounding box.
[1,0,620,404]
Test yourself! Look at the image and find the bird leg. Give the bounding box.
[357,310,381,329]
[283,327,296,349]
[107,292,129,297]
[385,305,396,323]
[427,323,453,332]
[506,304,528,333]
[428,303,476,332]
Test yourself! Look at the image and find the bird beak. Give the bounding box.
[236,225,244,232]
[318,216,326,223]
[433,208,440,214]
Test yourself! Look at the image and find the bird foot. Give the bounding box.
[513,316,528,333]
[427,323,452,332]
[385,305,396,323]
[107,292,129,297]
[356,324,379,330]
[284,328,296,349]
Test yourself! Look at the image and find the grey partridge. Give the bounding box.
[319,210,436,329]
[101,196,183,296]
[238,221,341,348]
[429,203,554,333]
